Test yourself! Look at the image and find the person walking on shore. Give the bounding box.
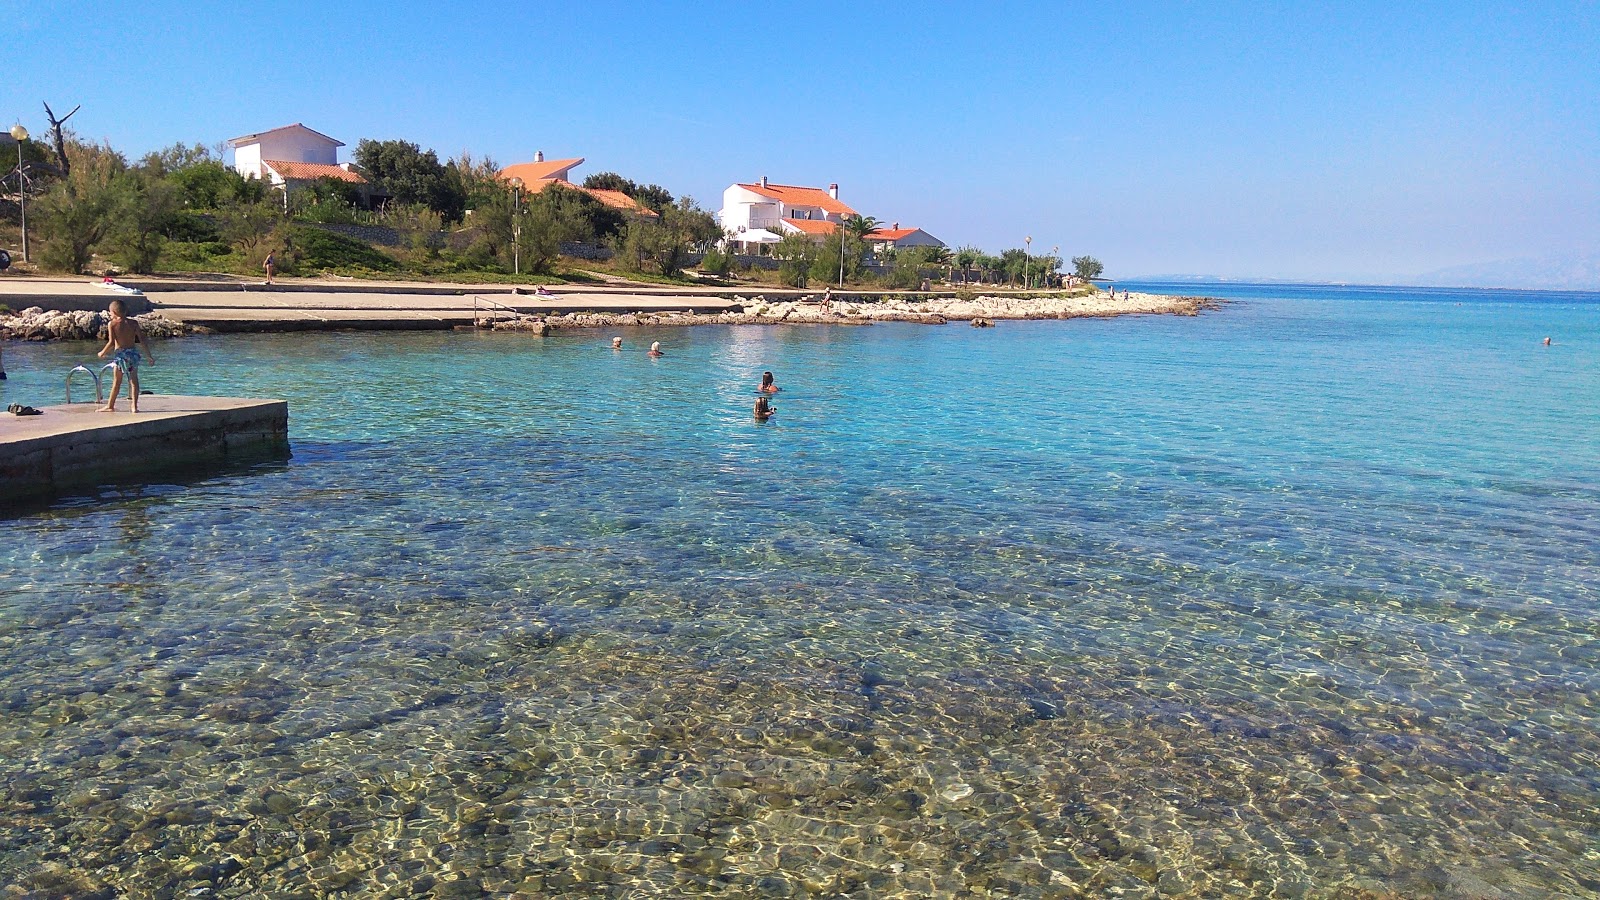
[263,251,276,285]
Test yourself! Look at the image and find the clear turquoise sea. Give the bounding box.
[2,284,1598,898]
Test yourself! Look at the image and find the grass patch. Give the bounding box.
[290,226,397,273]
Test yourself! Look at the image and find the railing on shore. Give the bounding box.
[472,295,520,327]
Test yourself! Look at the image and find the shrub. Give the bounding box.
[778,259,808,288]
[699,248,732,276]
[164,210,221,243]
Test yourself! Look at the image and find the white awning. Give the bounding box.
[734,228,782,244]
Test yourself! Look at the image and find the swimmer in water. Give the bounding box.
[1543,337,1552,346]
[611,337,623,350]
[759,371,780,393]
[753,395,775,421]
[648,341,663,357]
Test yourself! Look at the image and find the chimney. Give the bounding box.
[535,150,544,163]
[829,183,839,200]
[760,175,768,188]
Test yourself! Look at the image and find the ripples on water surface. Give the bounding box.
[2,287,1598,898]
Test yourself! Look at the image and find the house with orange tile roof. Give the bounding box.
[498,152,659,219]
[864,223,945,252]
[228,124,368,191]
[720,176,857,242]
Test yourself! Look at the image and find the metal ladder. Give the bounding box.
[473,295,521,327]
[65,361,132,405]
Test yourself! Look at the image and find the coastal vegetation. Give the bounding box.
[4,121,1092,290]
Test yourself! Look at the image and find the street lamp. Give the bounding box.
[9,124,28,263]
[1049,246,1058,288]
[508,176,524,276]
[1023,235,1032,289]
[837,219,847,287]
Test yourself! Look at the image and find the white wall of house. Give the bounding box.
[891,230,944,249]
[720,185,780,233]
[231,127,341,180]
[720,184,845,234]
[233,143,264,180]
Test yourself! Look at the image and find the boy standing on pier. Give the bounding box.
[97,299,154,413]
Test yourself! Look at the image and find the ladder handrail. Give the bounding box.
[65,365,103,404]
[473,294,520,327]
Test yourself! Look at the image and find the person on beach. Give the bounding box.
[0,345,7,380]
[263,251,275,285]
[535,285,555,297]
[753,395,775,421]
[648,341,663,357]
[759,371,780,393]
[822,287,832,310]
[96,299,154,413]
[611,337,623,350]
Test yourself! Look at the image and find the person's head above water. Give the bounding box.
[650,342,661,352]
[611,337,623,349]
[109,298,126,317]
[761,371,774,386]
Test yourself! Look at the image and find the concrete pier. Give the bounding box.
[1,396,288,504]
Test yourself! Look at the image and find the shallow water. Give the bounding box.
[2,286,1598,898]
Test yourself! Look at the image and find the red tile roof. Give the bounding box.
[864,228,918,242]
[229,123,344,147]
[524,178,662,216]
[500,158,585,184]
[738,182,856,217]
[522,179,660,218]
[578,186,660,218]
[262,160,366,183]
[783,218,839,235]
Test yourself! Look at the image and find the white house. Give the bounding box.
[228,123,366,189]
[864,224,945,252]
[720,177,857,242]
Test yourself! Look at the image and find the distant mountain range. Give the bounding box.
[1412,252,1600,291]
[1131,251,1600,291]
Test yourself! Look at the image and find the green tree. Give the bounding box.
[141,141,219,176]
[582,172,674,214]
[582,171,634,193]
[632,184,674,215]
[614,197,721,276]
[33,142,130,273]
[772,232,816,288]
[354,139,466,222]
[111,172,181,273]
[1072,255,1104,280]
[167,160,264,209]
[217,199,282,259]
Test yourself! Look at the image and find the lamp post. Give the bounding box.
[508,176,523,276]
[1049,246,1058,289]
[9,124,27,263]
[1023,235,1032,289]
[837,219,847,287]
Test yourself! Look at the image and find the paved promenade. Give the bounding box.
[0,276,756,330]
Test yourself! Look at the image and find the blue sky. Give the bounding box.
[4,1,1597,281]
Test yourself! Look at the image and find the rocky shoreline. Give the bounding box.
[0,307,201,342]
[1,292,1220,342]
[491,292,1221,334]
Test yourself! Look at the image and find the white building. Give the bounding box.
[720,177,857,241]
[864,224,946,252]
[228,123,366,189]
